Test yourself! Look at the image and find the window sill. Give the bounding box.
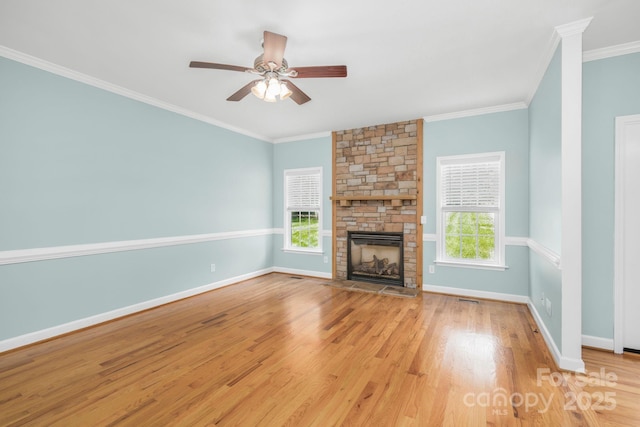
[434,260,508,271]
[281,248,324,256]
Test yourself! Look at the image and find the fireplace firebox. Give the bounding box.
[347,231,404,286]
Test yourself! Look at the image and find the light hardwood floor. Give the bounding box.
[0,273,638,426]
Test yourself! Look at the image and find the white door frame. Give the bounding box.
[614,114,640,354]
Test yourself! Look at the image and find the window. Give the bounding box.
[284,167,322,252]
[436,152,505,268]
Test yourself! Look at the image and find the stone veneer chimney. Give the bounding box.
[332,119,423,288]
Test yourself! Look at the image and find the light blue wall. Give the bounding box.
[272,136,332,274]
[529,47,562,253]
[582,52,640,339]
[423,244,530,295]
[0,57,273,340]
[423,109,530,295]
[0,58,273,249]
[528,46,562,350]
[0,238,272,338]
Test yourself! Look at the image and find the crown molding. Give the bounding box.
[0,45,272,143]
[525,18,592,106]
[583,40,640,62]
[525,30,562,106]
[273,131,331,144]
[423,102,527,123]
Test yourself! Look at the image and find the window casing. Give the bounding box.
[284,167,322,253]
[436,152,505,268]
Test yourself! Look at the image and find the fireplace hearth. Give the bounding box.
[348,231,404,286]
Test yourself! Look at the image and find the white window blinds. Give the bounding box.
[285,170,321,211]
[441,161,500,208]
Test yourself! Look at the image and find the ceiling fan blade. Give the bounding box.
[227,80,261,102]
[263,31,287,69]
[189,61,250,73]
[290,65,347,78]
[281,79,311,105]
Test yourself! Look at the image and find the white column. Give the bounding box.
[556,17,591,372]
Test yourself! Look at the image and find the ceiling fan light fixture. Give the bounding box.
[279,82,292,100]
[263,91,278,102]
[266,77,281,97]
[251,80,267,99]
[251,77,290,102]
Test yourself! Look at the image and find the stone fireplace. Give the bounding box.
[332,120,423,288]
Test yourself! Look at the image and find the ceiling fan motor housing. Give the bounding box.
[253,54,289,74]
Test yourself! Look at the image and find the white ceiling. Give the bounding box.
[1,0,640,142]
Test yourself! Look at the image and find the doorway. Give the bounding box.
[614,114,640,354]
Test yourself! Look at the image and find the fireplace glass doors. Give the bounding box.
[347,231,404,286]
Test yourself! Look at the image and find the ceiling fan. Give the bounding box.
[189,31,347,105]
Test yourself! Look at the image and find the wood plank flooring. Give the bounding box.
[0,273,638,426]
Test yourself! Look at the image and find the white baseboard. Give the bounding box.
[527,300,564,368]
[527,300,585,372]
[422,283,530,304]
[582,335,614,351]
[557,356,586,373]
[0,268,274,353]
[273,267,332,279]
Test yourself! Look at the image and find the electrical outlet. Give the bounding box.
[210,263,216,273]
[541,292,545,302]
[323,256,329,264]
[429,265,435,274]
